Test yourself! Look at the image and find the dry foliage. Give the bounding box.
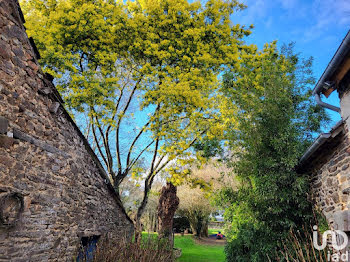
[91,237,173,262]
[275,225,329,262]
[191,160,237,190]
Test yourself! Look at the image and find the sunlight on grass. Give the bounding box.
[208,228,224,235]
[142,231,225,262]
[174,235,225,262]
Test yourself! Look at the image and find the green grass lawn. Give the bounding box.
[142,229,225,262]
[208,228,224,235]
[174,235,225,262]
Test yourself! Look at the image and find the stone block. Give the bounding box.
[330,169,341,176]
[325,206,335,212]
[341,195,348,202]
[329,166,337,173]
[0,116,8,134]
[340,175,347,183]
[332,193,340,203]
[0,154,12,167]
[13,128,34,143]
[327,178,334,186]
[333,210,350,231]
[49,102,60,114]
[0,135,14,148]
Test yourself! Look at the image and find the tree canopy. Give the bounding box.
[20,0,253,237]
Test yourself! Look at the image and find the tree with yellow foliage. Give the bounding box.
[20,0,252,240]
[177,160,234,237]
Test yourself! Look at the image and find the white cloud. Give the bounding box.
[334,0,350,25]
[234,0,349,44]
[236,0,270,25]
[293,0,350,42]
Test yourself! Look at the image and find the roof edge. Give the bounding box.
[313,30,350,96]
[298,120,344,169]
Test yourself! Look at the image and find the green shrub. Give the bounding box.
[219,43,329,261]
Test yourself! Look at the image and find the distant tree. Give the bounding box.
[193,137,223,159]
[177,184,213,237]
[177,160,232,237]
[21,0,252,241]
[120,175,162,232]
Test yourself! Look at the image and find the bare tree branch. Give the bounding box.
[128,140,154,171]
[94,114,114,174]
[91,122,109,169]
[115,77,143,173]
[125,120,151,168]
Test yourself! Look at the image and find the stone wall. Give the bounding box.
[0,0,133,261]
[307,124,350,227]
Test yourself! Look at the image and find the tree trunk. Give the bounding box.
[157,182,179,248]
[188,212,209,238]
[200,219,208,237]
[134,218,142,244]
[134,178,153,244]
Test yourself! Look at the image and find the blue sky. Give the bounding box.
[231,0,350,127]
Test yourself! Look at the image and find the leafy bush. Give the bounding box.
[218,43,329,261]
[173,216,192,233]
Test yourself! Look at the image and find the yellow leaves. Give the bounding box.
[131,166,144,180]
[138,0,161,11]
[207,123,225,140]
[167,166,191,186]
[23,0,254,191]
[182,55,191,64]
[183,27,203,41]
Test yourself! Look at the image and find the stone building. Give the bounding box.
[298,30,350,231]
[0,0,133,261]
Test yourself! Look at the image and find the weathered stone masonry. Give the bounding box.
[301,122,349,225]
[0,0,133,261]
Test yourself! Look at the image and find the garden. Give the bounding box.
[19,0,342,261]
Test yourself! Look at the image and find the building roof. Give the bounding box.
[313,30,350,98]
[298,30,350,172]
[297,121,344,172]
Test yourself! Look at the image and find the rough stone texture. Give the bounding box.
[306,126,349,225]
[302,88,350,231]
[0,0,133,261]
[157,182,179,246]
[0,116,8,134]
